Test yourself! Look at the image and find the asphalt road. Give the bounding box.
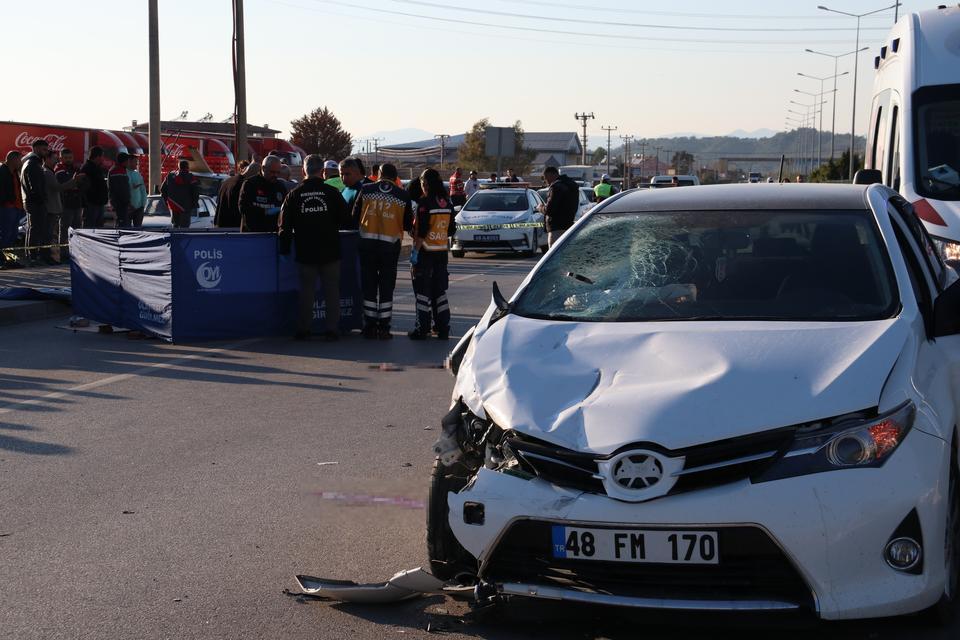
[0,254,957,640]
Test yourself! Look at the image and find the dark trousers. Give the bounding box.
[25,202,49,259]
[114,206,131,228]
[0,206,21,264]
[130,207,144,227]
[359,238,401,329]
[82,204,104,229]
[297,260,341,334]
[171,208,193,229]
[412,252,450,333]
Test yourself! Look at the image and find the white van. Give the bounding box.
[865,5,960,259]
[559,165,600,186]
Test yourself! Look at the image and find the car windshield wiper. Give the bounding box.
[563,272,594,284]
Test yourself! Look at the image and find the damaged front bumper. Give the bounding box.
[295,568,466,603]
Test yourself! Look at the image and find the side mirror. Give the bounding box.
[934,278,960,337]
[454,205,462,213]
[490,281,511,325]
[853,169,882,185]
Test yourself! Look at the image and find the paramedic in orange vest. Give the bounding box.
[408,168,456,340]
[352,163,413,339]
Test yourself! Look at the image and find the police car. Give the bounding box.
[140,194,217,229]
[451,183,547,258]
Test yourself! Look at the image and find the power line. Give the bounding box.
[500,0,899,21]
[387,0,890,32]
[296,0,870,45]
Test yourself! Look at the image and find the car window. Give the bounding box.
[198,199,210,217]
[890,219,934,336]
[465,192,529,211]
[888,197,945,290]
[513,210,899,322]
[143,198,169,216]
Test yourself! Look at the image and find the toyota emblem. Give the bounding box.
[613,454,664,490]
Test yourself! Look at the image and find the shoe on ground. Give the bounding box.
[321,331,340,342]
[293,331,311,341]
[362,325,379,340]
[408,329,430,340]
[378,326,393,340]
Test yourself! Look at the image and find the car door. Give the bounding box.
[887,196,960,442]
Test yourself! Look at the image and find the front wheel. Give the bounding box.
[927,439,960,625]
[451,249,465,258]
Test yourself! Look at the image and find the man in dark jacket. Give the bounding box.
[239,156,286,232]
[539,166,579,247]
[20,139,52,263]
[108,152,132,227]
[55,149,83,238]
[160,160,200,228]
[214,159,252,228]
[337,157,370,228]
[78,146,108,228]
[278,154,349,341]
[0,151,23,268]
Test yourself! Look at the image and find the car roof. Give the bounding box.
[601,183,872,213]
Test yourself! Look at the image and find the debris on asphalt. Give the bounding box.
[316,461,339,467]
[423,426,433,431]
[384,424,396,429]
[0,532,11,537]
[121,510,135,514]
[313,491,425,509]
[401,462,413,467]
[173,598,182,603]
[370,363,404,372]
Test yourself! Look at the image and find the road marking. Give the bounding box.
[0,338,261,416]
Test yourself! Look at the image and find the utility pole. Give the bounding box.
[370,137,384,167]
[620,135,634,189]
[601,125,617,178]
[637,141,647,183]
[148,0,161,193]
[654,146,663,176]
[232,0,249,164]
[434,134,450,171]
[574,112,595,165]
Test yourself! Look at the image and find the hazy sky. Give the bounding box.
[0,0,924,145]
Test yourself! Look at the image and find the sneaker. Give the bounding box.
[377,326,393,340]
[408,329,430,340]
[321,331,340,342]
[362,325,379,340]
[293,331,311,341]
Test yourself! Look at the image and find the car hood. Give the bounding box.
[466,315,909,454]
[457,210,532,225]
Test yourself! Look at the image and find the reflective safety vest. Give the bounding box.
[358,181,409,243]
[423,212,451,251]
[595,182,614,200]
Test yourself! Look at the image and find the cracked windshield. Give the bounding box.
[514,211,898,321]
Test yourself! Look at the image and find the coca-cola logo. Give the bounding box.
[15,132,68,152]
[167,143,186,158]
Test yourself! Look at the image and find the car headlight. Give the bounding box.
[932,236,960,262]
[754,401,915,483]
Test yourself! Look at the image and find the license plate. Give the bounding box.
[474,234,500,242]
[551,526,719,564]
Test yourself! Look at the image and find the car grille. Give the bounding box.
[482,520,814,609]
[506,428,796,499]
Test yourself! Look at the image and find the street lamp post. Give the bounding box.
[797,71,849,168]
[805,47,869,161]
[818,4,898,180]
[790,100,826,174]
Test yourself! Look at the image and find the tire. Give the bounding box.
[426,458,476,580]
[927,437,960,625]
[451,250,465,258]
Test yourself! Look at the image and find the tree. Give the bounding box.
[591,147,607,165]
[457,119,537,176]
[671,150,695,175]
[289,106,353,159]
[808,150,863,183]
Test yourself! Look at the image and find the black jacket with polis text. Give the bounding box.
[278,177,349,265]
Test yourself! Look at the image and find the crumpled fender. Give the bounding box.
[295,567,447,603]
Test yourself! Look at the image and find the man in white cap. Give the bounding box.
[323,160,345,191]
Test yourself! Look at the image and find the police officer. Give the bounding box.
[409,168,456,340]
[594,174,617,202]
[353,163,413,339]
[278,154,350,341]
[239,156,287,232]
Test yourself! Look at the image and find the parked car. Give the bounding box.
[140,194,217,229]
[432,183,960,623]
[651,174,701,186]
[452,186,547,258]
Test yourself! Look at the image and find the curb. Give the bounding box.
[0,300,72,327]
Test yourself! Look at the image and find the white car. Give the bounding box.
[432,183,960,623]
[452,187,547,258]
[140,194,217,230]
